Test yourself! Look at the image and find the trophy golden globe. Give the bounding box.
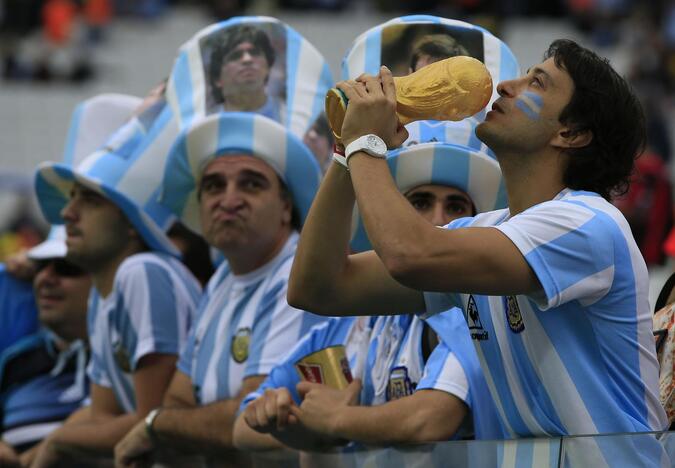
[325,55,493,141]
[295,345,353,390]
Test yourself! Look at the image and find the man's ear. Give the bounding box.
[551,126,593,149]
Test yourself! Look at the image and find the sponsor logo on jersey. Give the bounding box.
[467,295,489,341]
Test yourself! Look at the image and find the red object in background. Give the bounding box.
[614,150,673,265]
[84,0,112,27]
[42,0,77,45]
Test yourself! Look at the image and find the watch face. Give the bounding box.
[366,135,386,154]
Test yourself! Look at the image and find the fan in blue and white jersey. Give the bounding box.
[31,85,202,463]
[288,32,671,468]
[113,17,332,468]
[233,137,507,451]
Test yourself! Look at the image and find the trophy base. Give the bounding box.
[325,88,348,141]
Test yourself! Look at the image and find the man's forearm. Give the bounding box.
[288,162,356,312]
[330,395,462,446]
[48,412,139,456]
[348,155,438,280]
[153,398,241,456]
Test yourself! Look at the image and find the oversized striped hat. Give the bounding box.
[32,94,143,260]
[160,112,321,233]
[341,14,519,110]
[350,142,504,252]
[35,97,182,257]
[158,17,332,232]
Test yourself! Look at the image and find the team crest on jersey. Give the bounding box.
[467,295,489,341]
[113,341,131,373]
[386,366,415,401]
[231,327,251,363]
[505,296,525,333]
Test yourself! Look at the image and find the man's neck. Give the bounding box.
[92,242,146,298]
[226,228,292,276]
[497,149,568,216]
[223,91,267,113]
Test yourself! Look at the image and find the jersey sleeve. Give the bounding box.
[114,259,186,371]
[416,342,469,404]
[239,318,351,414]
[495,200,616,310]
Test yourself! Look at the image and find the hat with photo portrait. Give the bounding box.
[35,95,182,257]
[159,16,332,231]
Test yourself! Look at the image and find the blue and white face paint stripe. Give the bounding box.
[515,92,543,121]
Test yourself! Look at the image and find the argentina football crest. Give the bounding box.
[386,366,416,401]
[112,340,132,373]
[231,327,252,363]
[504,296,525,333]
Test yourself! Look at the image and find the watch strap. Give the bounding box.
[145,407,162,442]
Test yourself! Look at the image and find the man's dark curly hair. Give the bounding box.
[546,39,646,200]
[209,25,276,104]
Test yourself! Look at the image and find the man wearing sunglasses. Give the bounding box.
[0,227,91,467]
[207,24,282,121]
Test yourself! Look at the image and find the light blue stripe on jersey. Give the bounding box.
[213,285,259,399]
[245,280,283,376]
[423,309,506,440]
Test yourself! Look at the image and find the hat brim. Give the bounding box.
[35,162,180,257]
[160,112,321,234]
[350,142,505,252]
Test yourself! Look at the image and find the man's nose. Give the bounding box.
[60,198,78,222]
[496,77,522,98]
[431,202,450,227]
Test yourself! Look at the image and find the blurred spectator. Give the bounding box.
[614,149,673,266]
[0,229,90,467]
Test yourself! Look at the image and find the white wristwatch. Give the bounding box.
[344,134,387,166]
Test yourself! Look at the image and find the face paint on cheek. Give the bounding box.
[515,92,543,121]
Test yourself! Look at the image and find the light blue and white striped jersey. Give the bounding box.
[241,309,502,439]
[177,232,327,404]
[87,253,201,412]
[423,189,668,465]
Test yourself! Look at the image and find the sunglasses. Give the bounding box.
[36,259,87,277]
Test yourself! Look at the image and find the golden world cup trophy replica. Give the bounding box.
[295,345,354,390]
[325,55,493,141]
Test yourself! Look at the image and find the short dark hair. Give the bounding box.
[277,176,301,231]
[409,34,469,72]
[208,25,276,103]
[545,39,646,200]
